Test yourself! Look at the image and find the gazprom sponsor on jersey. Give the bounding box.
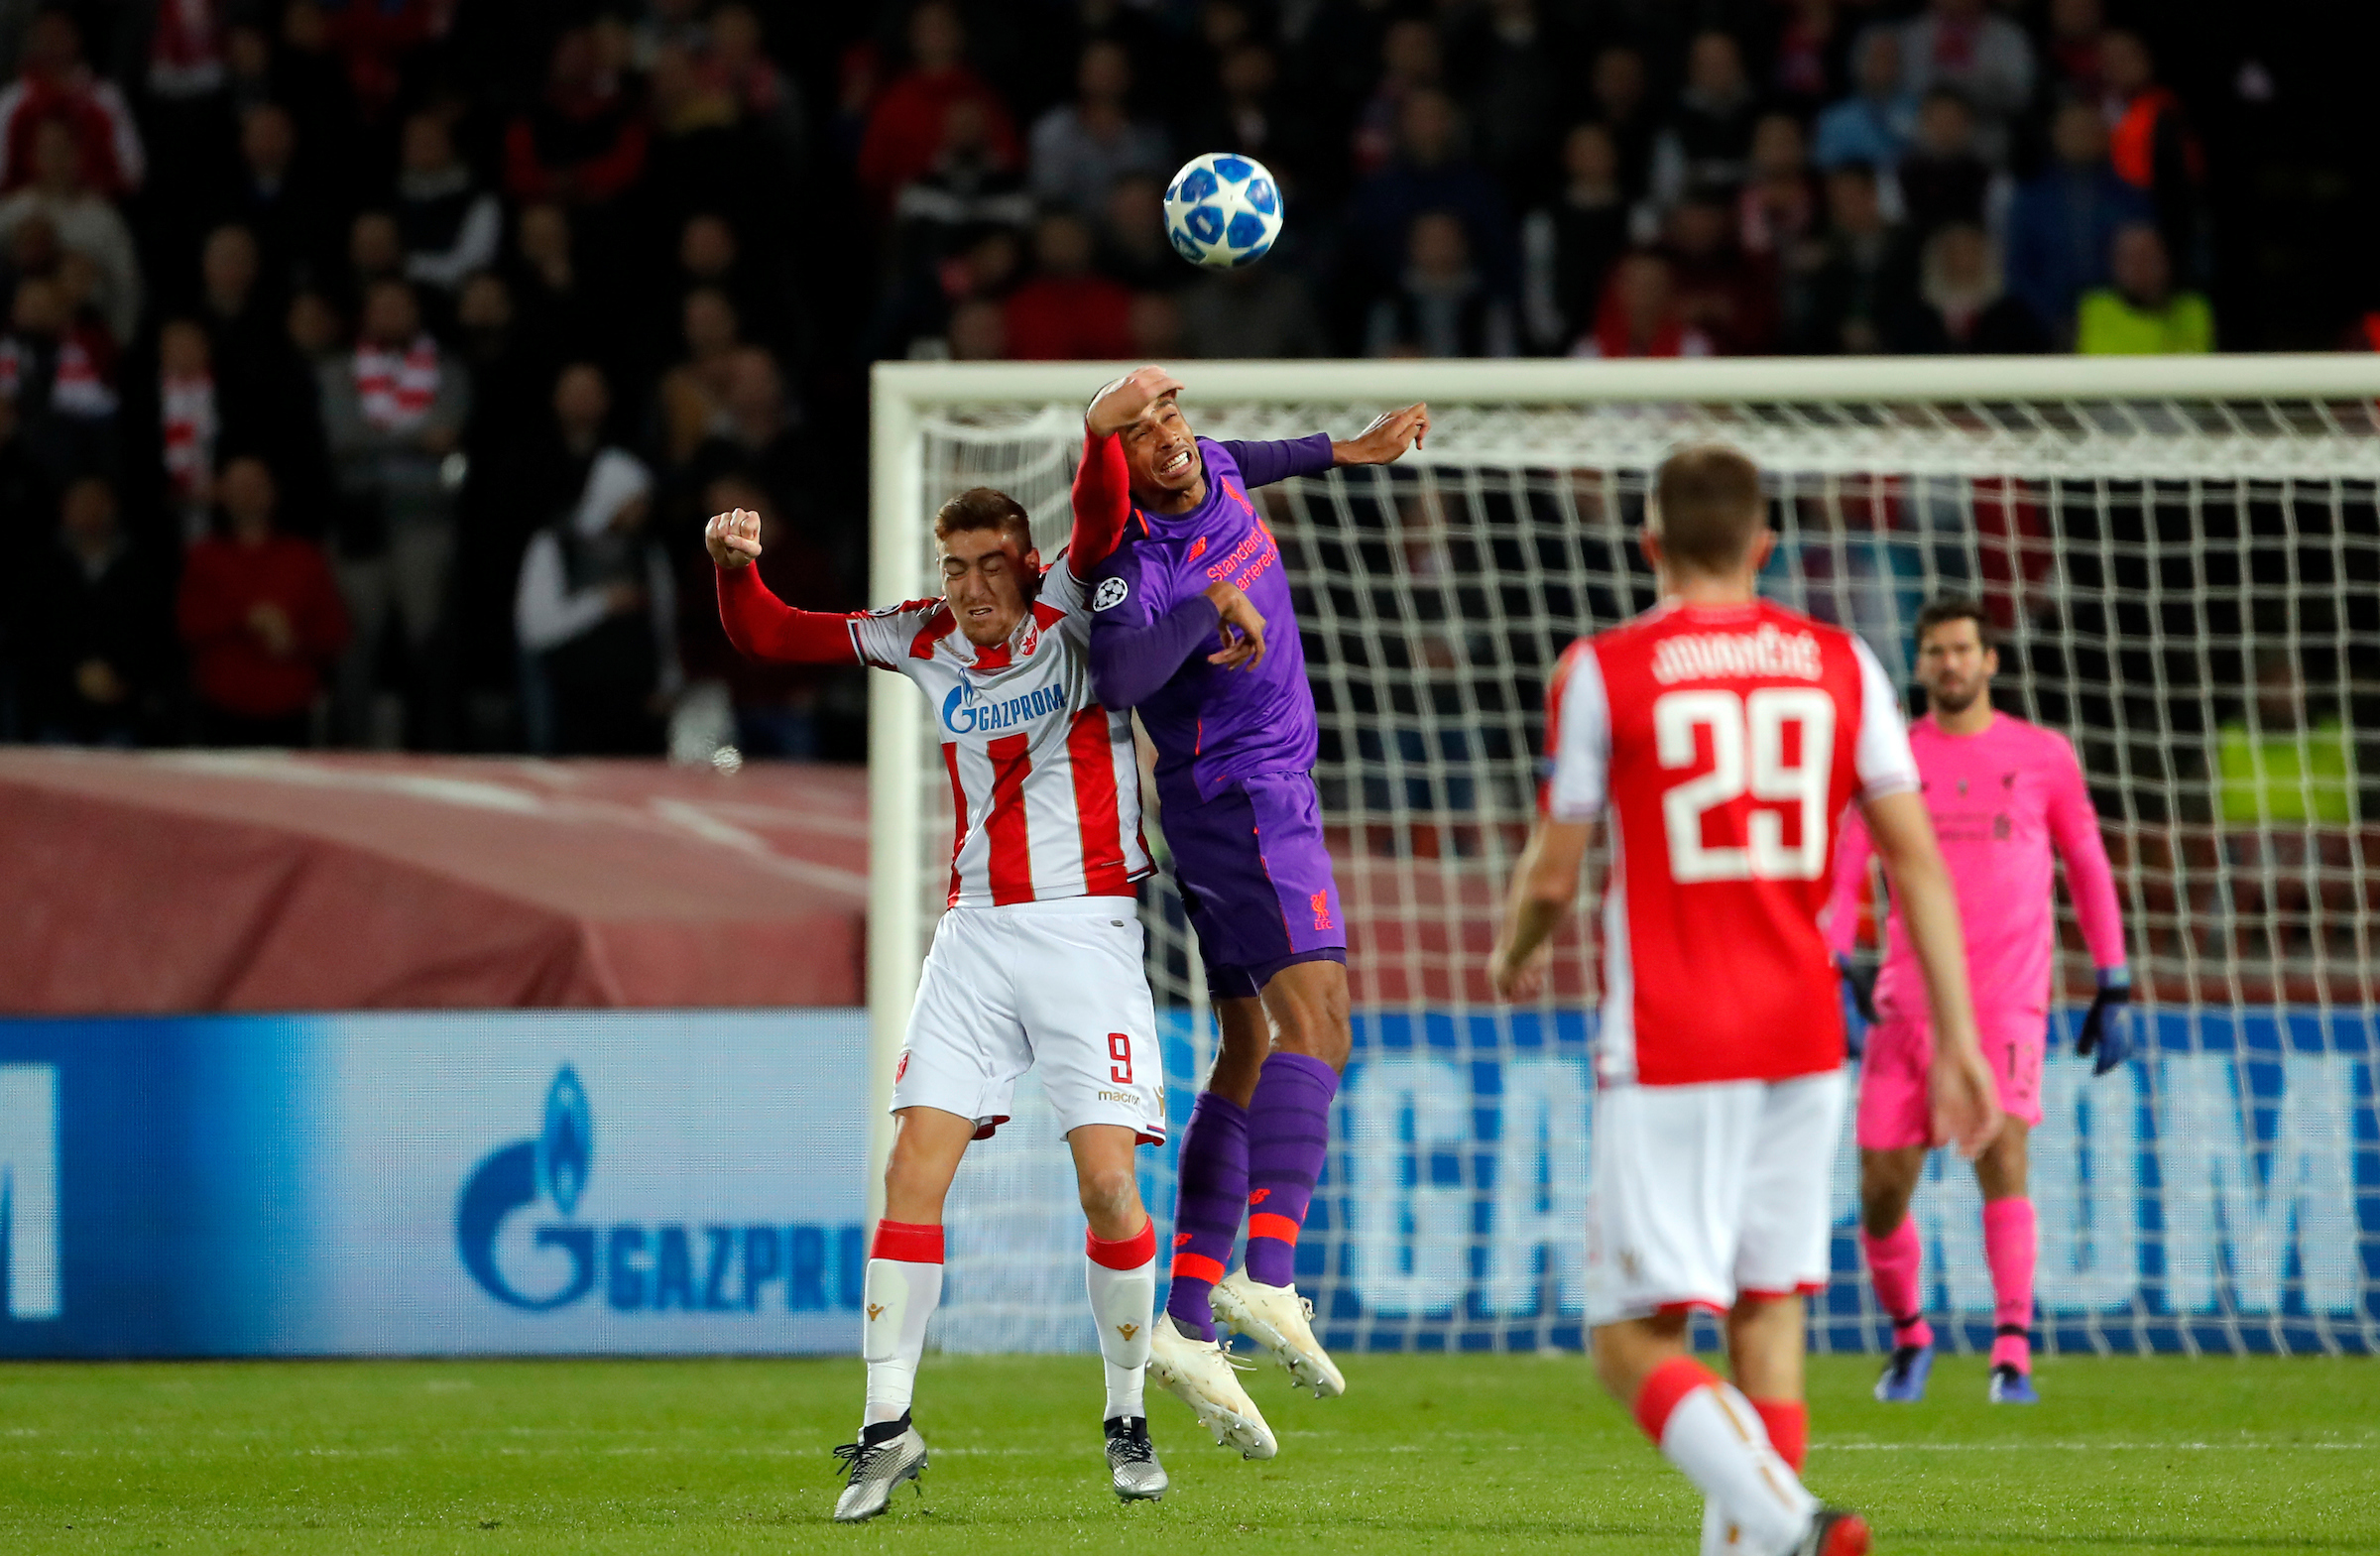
[942,678,1069,736]
[457,1065,862,1316]
[1651,623,1824,685]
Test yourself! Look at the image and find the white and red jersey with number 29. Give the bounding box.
[851,561,1152,909]
[1543,600,1919,1087]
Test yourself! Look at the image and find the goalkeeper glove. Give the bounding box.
[2075,966,2136,1077]
[1836,954,1878,1061]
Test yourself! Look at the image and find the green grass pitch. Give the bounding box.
[1,1353,2372,1554]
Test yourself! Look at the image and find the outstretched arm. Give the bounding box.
[707,509,863,665]
[1068,422,1131,579]
[1218,404,1431,489]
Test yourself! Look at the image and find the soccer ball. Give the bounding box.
[1164,153,1282,270]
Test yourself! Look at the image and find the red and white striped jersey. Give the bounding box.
[1543,600,1918,1087]
[851,564,1152,908]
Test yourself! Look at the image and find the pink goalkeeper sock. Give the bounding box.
[1861,1219,1933,1350]
[1983,1196,2037,1372]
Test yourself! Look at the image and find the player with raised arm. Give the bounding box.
[708,456,1169,1518]
[1826,595,2135,1406]
[1489,445,2002,1556]
[1070,368,1427,1457]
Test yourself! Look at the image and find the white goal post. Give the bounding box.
[869,355,2380,1358]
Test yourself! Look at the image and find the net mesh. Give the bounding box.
[896,394,2380,1358]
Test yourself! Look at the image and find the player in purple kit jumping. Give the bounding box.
[1072,366,1428,1457]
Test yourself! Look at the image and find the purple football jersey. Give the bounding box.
[1086,434,1333,803]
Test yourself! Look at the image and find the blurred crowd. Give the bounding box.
[0,0,2358,760]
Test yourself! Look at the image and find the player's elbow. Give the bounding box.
[1088,658,1141,712]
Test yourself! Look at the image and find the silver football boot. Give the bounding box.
[831,1414,928,1522]
[1104,1415,1169,1500]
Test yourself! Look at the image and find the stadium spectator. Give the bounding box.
[225,103,339,299]
[1650,31,1760,208]
[888,96,1032,283]
[345,210,404,308]
[0,388,57,572]
[1585,45,1656,202]
[2076,223,2211,355]
[1445,0,1563,207]
[2,269,118,479]
[1028,39,1167,218]
[2098,30,2203,280]
[1737,113,1822,262]
[1097,172,1179,294]
[1895,221,2049,354]
[1366,208,1516,358]
[154,319,220,542]
[945,295,1008,360]
[699,472,837,760]
[682,347,807,543]
[655,288,745,469]
[1760,0,1856,117]
[1661,188,1777,354]
[856,1,1018,206]
[395,113,501,299]
[2004,102,2150,346]
[1128,290,1182,358]
[1349,88,1513,300]
[671,213,797,365]
[515,448,679,756]
[1178,263,1326,358]
[707,5,806,172]
[508,203,598,378]
[1003,210,1132,360]
[1571,251,1713,358]
[0,10,145,197]
[177,456,348,746]
[318,278,469,746]
[0,116,142,343]
[2044,0,2108,98]
[1893,89,2009,244]
[1522,121,1629,352]
[190,226,326,516]
[1892,0,2034,162]
[1350,19,1443,181]
[1187,43,1318,198]
[503,26,651,210]
[1789,162,1916,354]
[9,476,171,745]
[2220,650,2357,828]
[1814,28,1918,173]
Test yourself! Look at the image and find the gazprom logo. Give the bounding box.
[942,679,1067,736]
[455,1065,861,1315]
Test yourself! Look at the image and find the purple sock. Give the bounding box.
[1164,1090,1248,1341]
[1244,1052,1339,1289]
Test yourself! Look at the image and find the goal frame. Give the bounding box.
[863,353,2380,1222]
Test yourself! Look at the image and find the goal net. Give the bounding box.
[869,357,2380,1360]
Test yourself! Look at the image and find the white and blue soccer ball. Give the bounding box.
[1164,153,1282,269]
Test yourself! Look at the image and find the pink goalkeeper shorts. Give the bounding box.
[1856,1009,2050,1150]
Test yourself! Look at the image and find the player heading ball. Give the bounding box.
[1492,443,2003,1556]
[709,477,1170,1516]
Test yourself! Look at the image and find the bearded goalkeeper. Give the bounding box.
[1072,368,1427,1458]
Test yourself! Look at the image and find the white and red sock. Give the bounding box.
[1636,1357,1815,1556]
[1983,1196,2037,1373]
[1085,1219,1156,1420]
[1861,1218,1935,1351]
[862,1219,944,1428]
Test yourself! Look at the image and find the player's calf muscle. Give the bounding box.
[1859,1146,1927,1236]
[1259,961,1353,1068]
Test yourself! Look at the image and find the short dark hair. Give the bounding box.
[933,486,1033,553]
[1915,593,1994,650]
[1651,442,1765,573]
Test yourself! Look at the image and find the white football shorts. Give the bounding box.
[893,895,1166,1143]
[1582,1069,1847,1324]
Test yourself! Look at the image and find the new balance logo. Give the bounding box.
[1116,1322,1139,1341]
[867,1303,886,1321]
[1249,1188,1270,1206]
[1173,1233,1191,1248]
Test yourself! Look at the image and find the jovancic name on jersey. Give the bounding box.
[1651,623,1824,685]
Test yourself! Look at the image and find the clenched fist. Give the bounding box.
[706,508,764,569]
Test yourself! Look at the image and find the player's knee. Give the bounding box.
[1076,1165,1140,1227]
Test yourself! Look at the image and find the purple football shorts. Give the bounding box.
[1163,771,1346,1001]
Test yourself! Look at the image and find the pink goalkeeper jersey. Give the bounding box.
[1825,711,2126,1023]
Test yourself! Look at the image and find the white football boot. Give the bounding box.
[831,1415,928,1522]
[1213,1269,1346,1397]
[1146,1313,1277,1459]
